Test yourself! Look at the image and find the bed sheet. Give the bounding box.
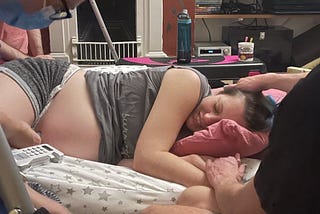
[23,156,260,214]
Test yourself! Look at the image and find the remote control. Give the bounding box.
[11,144,64,171]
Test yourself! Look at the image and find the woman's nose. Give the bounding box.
[203,112,220,126]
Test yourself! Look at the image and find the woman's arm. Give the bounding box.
[133,68,210,187]
[0,39,28,61]
[27,29,44,56]
[180,155,216,171]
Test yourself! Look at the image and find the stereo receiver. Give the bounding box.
[195,41,231,57]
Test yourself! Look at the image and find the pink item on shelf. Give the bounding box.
[122,57,168,66]
[212,55,239,64]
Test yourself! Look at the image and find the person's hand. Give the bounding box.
[225,73,276,92]
[181,154,216,171]
[206,153,246,188]
[35,54,54,59]
[1,112,41,148]
[7,120,41,148]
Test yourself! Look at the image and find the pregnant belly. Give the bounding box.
[35,70,101,161]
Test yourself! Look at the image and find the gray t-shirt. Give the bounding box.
[85,65,211,164]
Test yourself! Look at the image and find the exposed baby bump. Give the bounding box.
[35,71,101,161]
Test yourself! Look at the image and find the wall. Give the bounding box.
[163,0,195,56]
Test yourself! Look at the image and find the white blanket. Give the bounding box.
[23,156,260,214]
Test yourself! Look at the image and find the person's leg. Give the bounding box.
[0,73,34,123]
[177,186,220,213]
[0,73,39,148]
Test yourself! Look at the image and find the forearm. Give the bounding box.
[262,72,307,92]
[26,184,72,214]
[0,40,28,61]
[141,204,213,214]
[133,151,210,187]
[214,179,265,214]
[27,29,44,56]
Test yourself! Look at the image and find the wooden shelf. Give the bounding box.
[195,14,275,19]
[195,13,320,19]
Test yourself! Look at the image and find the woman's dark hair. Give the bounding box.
[219,87,276,132]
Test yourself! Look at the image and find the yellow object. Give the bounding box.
[287,57,320,73]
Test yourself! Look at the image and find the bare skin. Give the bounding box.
[228,72,307,93]
[35,70,101,161]
[141,204,213,214]
[26,184,72,214]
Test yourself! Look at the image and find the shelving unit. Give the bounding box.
[195,14,275,19]
[195,13,320,19]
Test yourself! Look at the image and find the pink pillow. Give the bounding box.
[170,119,269,157]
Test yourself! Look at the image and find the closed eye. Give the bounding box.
[213,98,223,114]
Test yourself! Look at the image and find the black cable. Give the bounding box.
[201,18,212,42]
[237,18,258,27]
[236,18,270,30]
[264,18,269,28]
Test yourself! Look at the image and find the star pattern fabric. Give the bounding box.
[23,156,186,214]
[23,156,260,213]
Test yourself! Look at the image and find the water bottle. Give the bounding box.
[177,9,191,63]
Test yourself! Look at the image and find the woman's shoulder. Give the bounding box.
[165,66,211,98]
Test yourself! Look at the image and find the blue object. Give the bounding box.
[0,0,54,29]
[177,9,192,63]
[0,198,7,214]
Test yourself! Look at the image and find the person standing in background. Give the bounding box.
[0,0,86,30]
[0,21,47,64]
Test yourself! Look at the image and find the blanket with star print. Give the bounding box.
[23,156,260,214]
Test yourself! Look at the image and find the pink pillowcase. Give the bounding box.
[170,88,287,157]
[170,119,269,157]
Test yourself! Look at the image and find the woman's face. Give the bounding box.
[186,93,246,132]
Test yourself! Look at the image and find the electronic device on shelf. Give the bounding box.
[222,25,293,71]
[195,41,231,57]
[196,0,223,14]
[262,0,320,14]
[11,144,64,171]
